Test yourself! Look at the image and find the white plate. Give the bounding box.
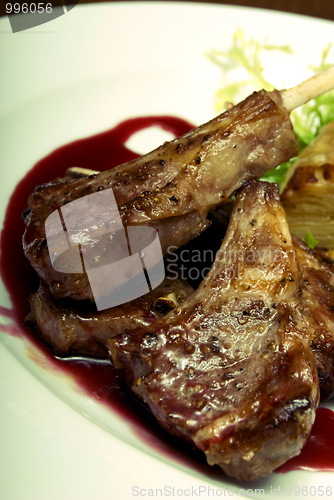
[0,3,334,499]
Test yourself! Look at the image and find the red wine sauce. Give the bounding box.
[0,115,333,477]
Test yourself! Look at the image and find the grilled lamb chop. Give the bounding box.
[27,274,193,358]
[292,236,334,400]
[108,180,319,481]
[209,194,334,402]
[23,89,297,301]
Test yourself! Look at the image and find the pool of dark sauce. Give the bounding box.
[0,115,333,479]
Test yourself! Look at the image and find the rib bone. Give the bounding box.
[281,65,334,113]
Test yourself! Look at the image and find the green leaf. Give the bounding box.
[304,230,320,250]
[206,28,293,111]
[214,81,249,113]
[263,44,293,54]
[309,43,333,73]
[291,90,334,147]
[261,158,297,190]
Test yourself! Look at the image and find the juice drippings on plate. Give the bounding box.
[0,115,333,477]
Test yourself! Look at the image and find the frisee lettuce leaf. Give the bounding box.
[260,158,296,186]
[309,43,333,73]
[291,91,334,148]
[207,31,334,189]
[206,28,292,112]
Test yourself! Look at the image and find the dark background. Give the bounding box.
[1,0,334,21]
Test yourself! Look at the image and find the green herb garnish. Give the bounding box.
[261,159,296,186]
[304,230,320,250]
[206,28,292,112]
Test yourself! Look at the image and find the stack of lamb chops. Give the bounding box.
[23,66,334,481]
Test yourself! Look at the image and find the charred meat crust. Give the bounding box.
[108,181,319,481]
[23,90,297,301]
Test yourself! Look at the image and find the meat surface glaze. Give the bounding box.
[109,181,319,481]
